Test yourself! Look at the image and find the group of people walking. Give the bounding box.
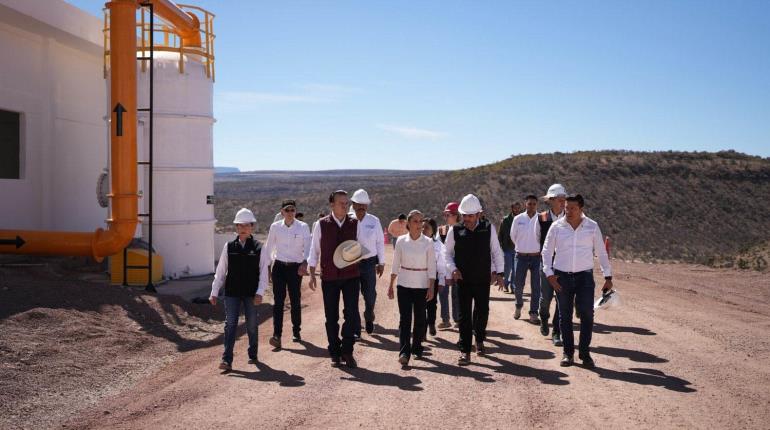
[209,183,613,371]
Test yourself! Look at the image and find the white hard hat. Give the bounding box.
[351,189,371,205]
[458,194,483,215]
[543,183,568,200]
[594,289,621,310]
[233,208,257,224]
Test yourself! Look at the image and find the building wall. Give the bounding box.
[0,1,107,232]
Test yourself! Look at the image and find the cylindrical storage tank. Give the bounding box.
[136,52,215,278]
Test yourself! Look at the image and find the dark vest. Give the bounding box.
[453,219,492,284]
[224,236,262,297]
[319,214,360,281]
[538,211,555,250]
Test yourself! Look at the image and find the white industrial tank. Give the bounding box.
[136,51,215,278]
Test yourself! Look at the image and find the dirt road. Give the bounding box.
[53,253,770,429]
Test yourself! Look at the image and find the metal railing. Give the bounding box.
[103,4,216,81]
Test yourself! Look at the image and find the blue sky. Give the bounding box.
[67,0,770,171]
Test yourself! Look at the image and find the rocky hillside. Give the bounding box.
[214,151,770,264]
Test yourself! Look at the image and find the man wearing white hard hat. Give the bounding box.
[209,208,270,371]
[444,194,505,366]
[349,189,386,337]
[542,194,613,368]
[308,190,366,368]
[535,183,568,347]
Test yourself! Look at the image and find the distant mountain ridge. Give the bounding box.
[214,150,770,264]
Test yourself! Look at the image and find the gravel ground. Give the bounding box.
[2,252,769,429]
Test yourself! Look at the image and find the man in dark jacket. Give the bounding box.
[498,201,522,293]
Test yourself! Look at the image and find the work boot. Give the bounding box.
[399,353,410,366]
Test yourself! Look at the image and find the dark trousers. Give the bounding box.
[272,262,302,338]
[397,285,427,356]
[514,254,541,314]
[426,278,439,327]
[321,277,360,357]
[555,269,595,356]
[458,280,490,353]
[357,257,378,335]
[222,296,258,364]
[539,267,560,335]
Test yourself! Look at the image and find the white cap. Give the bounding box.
[351,189,371,205]
[458,194,483,215]
[543,183,567,200]
[233,208,257,224]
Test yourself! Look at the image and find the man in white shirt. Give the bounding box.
[349,189,386,337]
[537,183,568,347]
[510,194,542,324]
[444,194,505,366]
[263,199,312,349]
[542,194,612,368]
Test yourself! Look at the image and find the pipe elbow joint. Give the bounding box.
[91,221,137,262]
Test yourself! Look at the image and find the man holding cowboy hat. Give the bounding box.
[308,190,368,368]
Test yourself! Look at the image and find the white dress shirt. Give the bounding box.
[432,237,447,286]
[391,233,436,289]
[210,236,270,298]
[308,213,360,268]
[510,211,541,253]
[541,215,612,278]
[355,212,386,263]
[263,219,312,263]
[443,222,505,275]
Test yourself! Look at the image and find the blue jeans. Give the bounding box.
[503,250,515,289]
[321,277,360,357]
[514,254,541,315]
[539,268,560,335]
[438,283,450,322]
[356,257,378,335]
[223,295,258,364]
[555,270,595,356]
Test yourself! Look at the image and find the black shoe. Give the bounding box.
[540,320,549,336]
[218,360,232,371]
[458,352,471,366]
[330,356,342,367]
[560,354,574,367]
[365,321,374,334]
[553,332,563,347]
[247,357,258,365]
[413,349,424,360]
[476,341,485,356]
[269,336,281,349]
[398,353,410,366]
[353,333,361,341]
[292,333,301,342]
[429,324,437,336]
[579,351,595,368]
[341,353,357,369]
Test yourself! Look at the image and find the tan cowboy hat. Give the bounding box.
[333,240,370,269]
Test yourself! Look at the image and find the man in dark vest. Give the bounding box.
[308,190,364,368]
[444,194,505,366]
[498,201,522,293]
[209,208,269,371]
[537,183,567,347]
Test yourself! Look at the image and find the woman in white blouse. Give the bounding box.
[388,210,436,366]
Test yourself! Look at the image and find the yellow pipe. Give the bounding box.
[0,0,202,262]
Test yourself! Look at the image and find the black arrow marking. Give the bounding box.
[0,236,25,249]
[113,103,126,136]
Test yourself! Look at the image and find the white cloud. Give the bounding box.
[215,83,360,112]
[377,124,449,140]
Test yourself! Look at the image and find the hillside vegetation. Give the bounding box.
[214,151,770,264]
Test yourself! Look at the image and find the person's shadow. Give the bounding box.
[592,346,668,363]
[587,367,695,393]
[592,322,656,336]
[338,366,423,391]
[227,362,306,387]
[282,339,328,358]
